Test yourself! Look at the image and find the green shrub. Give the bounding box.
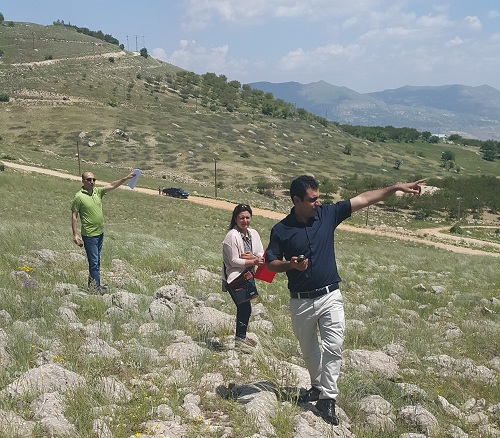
[0,93,9,102]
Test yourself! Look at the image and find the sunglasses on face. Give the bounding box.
[85,178,96,182]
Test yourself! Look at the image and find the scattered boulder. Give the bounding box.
[2,363,85,398]
[398,404,439,435]
[359,395,396,431]
[344,349,401,379]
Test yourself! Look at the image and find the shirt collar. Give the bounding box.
[80,186,93,195]
[234,227,251,240]
[289,206,319,226]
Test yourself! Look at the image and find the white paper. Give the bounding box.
[128,169,141,189]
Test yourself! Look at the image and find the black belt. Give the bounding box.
[290,283,339,299]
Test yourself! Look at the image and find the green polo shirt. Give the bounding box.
[71,187,107,236]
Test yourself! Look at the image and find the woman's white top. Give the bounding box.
[222,227,264,284]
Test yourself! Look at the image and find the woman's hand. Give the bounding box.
[240,252,264,266]
[254,256,265,266]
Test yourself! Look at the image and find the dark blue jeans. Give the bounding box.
[82,233,104,288]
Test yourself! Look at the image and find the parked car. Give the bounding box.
[162,187,189,199]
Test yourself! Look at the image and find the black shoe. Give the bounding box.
[316,398,339,426]
[298,386,321,403]
[90,285,109,295]
[97,285,109,295]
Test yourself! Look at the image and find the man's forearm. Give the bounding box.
[106,175,129,191]
[353,185,398,208]
[71,214,79,236]
[351,179,424,213]
[266,260,292,273]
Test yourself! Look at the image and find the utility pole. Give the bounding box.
[457,197,461,221]
[135,35,138,52]
[214,158,218,199]
[76,141,81,176]
[126,35,129,51]
[142,35,145,48]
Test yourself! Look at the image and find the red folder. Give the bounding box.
[254,255,276,283]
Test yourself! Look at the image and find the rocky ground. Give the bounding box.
[0,248,499,437]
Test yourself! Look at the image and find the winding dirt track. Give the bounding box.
[3,161,499,258]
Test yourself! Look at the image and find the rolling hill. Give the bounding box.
[0,20,498,210]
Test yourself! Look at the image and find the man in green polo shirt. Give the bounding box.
[71,170,134,293]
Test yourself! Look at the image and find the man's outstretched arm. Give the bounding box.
[104,172,135,193]
[350,179,426,213]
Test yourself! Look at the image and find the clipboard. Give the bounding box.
[128,169,141,189]
[254,254,276,283]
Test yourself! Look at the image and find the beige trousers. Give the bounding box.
[290,288,345,400]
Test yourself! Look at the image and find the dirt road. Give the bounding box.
[3,161,499,258]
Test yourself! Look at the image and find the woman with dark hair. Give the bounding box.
[222,204,265,347]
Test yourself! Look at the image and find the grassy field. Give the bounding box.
[0,166,498,437]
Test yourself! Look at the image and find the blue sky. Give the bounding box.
[2,1,500,93]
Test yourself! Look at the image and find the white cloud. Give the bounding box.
[491,33,500,42]
[152,40,230,74]
[464,16,482,30]
[181,0,416,29]
[487,10,500,19]
[182,0,313,26]
[278,43,362,72]
[446,36,464,47]
[386,26,413,37]
[417,14,452,28]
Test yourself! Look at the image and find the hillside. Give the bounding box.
[248,81,500,141]
[1,21,498,211]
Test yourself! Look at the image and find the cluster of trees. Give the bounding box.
[161,71,329,126]
[448,134,499,161]
[339,124,430,143]
[341,175,499,219]
[0,11,13,27]
[338,127,498,162]
[52,20,120,47]
[143,70,328,126]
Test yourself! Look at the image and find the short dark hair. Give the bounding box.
[290,175,319,201]
[229,204,252,229]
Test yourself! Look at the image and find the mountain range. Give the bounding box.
[248,81,500,141]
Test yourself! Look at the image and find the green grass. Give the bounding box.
[0,167,498,436]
